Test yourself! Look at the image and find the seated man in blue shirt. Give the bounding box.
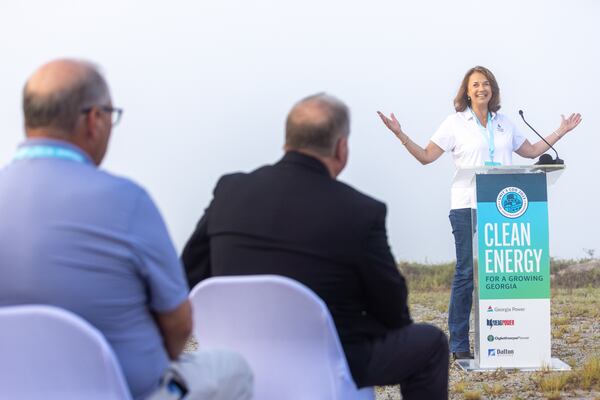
[0,59,252,400]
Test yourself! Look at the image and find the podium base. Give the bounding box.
[455,357,571,372]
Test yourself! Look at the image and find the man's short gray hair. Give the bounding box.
[285,93,350,156]
[23,62,109,133]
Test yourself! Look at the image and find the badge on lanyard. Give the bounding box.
[470,108,501,166]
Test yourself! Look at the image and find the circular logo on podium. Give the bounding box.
[496,187,528,218]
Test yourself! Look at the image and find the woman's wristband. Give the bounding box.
[400,135,409,146]
[553,131,563,139]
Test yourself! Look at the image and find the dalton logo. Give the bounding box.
[487,319,515,328]
[488,348,515,357]
[496,187,528,218]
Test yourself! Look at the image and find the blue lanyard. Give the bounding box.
[469,108,495,162]
[14,145,88,164]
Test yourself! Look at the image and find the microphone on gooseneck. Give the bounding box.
[518,110,564,165]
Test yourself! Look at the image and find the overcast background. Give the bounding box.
[1,0,597,263]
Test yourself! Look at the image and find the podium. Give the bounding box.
[454,165,571,371]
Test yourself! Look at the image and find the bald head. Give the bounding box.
[23,59,110,135]
[285,93,350,156]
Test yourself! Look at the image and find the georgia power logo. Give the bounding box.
[496,187,528,218]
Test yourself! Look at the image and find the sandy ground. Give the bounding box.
[185,288,599,399]
[376,288,600,399]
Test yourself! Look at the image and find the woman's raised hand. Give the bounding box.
[556,113,582,137]
[376,111,444,164]
[377,111,404,139]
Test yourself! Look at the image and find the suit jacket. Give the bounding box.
[182,151,412,384]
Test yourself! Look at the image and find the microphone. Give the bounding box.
[518,110,564,165]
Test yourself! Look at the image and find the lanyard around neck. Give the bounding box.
[469,108,495,162]
[14,145,88,164]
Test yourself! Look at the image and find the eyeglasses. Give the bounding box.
[81,105,124,126]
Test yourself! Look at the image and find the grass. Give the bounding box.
[544,393,561,400]
[399,261,455,291]
[400,258,600,291]
[482,382,505,395]
[398,258,600,400]
[551,258,600,289]
[580,356,600,390]
[405,287,600,399]
[535,372,572,392]
[553,316,570,326]
[552,325,569,339]
[410,290,449,315]
[532,361,600,399]
[452,380,467,394]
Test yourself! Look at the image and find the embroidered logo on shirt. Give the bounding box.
[496,124,504,133]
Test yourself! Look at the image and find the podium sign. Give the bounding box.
[474,172,551,368]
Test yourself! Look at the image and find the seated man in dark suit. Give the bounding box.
[182,93,449,399]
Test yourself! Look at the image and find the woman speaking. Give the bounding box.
[377,66,581,360]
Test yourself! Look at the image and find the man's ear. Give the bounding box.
[333,135,348,175]
[337,135,348,161]
[84,107,101,141]
[72,107,103,165]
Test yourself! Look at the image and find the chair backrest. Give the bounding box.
[189,275,374,400]
[0,305,131,400]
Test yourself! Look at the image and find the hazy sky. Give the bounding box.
[1,0,597,262]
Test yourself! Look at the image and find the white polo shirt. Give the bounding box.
[430,110,527,210]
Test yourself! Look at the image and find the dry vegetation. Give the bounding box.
[185,259,599,399]
[376,258,600,400]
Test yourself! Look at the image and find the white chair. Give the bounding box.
[189,275,375,400]
[0,304,131,400]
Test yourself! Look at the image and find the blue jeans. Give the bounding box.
[448,208,475,353]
